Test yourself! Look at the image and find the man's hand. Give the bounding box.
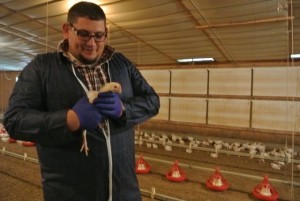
[72,96,103,131]
[93,92,123,119]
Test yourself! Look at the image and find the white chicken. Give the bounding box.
[87,82,122,103]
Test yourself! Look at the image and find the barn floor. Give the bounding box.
[0,137,299,201]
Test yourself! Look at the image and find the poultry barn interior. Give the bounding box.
[0,0,300,201]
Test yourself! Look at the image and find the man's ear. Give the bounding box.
[62,23,70,39]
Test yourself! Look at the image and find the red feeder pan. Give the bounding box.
[22,141,36,147]
[8,138,16,143]
[252,175,279,201]
[206,167,229,191]
[135,154,151,174]
[166,160,186,182]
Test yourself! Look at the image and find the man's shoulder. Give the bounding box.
[34,51,68,65]
[27,51,69,72]
[35,51,59,59]
[111,52,132,64]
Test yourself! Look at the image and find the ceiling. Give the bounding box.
[0,0,299,71]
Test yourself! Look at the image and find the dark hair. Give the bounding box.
[67,1,106,24]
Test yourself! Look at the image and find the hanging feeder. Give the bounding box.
[8,137,16,143]
[22,141,36,147]
[206,167,229,191]
[166,160,186,182]
[135,154,151,174]
[252,175,279,201]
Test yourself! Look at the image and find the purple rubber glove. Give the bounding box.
[93,92,123,119]
[72,96,103,131]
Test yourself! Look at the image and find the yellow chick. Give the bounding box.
[87,82,122,103]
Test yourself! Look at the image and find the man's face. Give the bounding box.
[63,17,107,64]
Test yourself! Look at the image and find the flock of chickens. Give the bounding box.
[134,130,300,171]
[1,122,300,171]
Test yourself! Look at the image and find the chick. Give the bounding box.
[87,82,122,103]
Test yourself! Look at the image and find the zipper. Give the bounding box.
[71,63,113,201]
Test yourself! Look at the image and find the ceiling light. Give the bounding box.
[291,54,300,59]
[177,58,214,63]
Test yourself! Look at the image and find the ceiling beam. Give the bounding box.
[181,0,233,62]
[195,16,295,29]
[107,20,177,64]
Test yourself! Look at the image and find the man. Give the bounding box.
[4,2,160,201]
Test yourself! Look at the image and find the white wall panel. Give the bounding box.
[209,68,251,95]
[140,70,170,93]
[152,96,169,120]
[253,67,300,97]
[171,69,207,94]
[140,66,300,132]
[252,100,300,131]
[208,99,250,127]
[170,97,206,123]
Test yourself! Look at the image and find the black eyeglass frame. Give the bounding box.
[69,24,107,42]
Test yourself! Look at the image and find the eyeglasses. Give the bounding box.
[70,24,107,42]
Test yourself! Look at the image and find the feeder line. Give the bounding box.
[0,146,186,201]
[1,147,38,164]
[140,188,186,201]
[2,145,299,188]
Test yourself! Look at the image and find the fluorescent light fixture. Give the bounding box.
[177,57,214,63]
[291,54,300,59]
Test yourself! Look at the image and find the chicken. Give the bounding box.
[87,82,122,103]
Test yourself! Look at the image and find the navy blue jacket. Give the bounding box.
[4,51,160,201]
